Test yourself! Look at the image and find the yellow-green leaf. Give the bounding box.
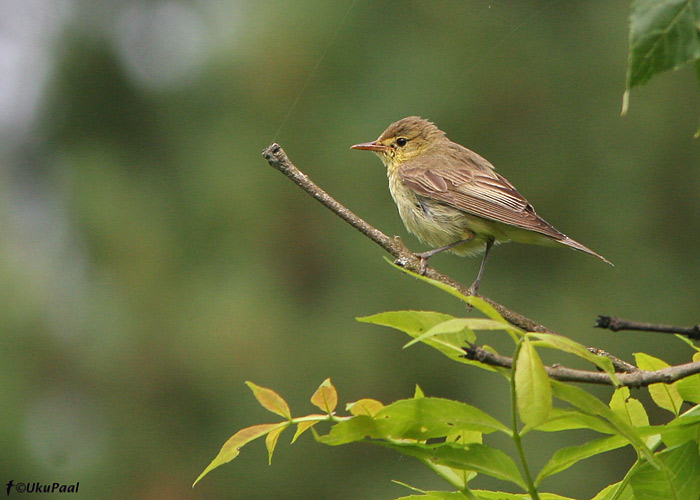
[530,333,618,384]
[536,434,629,485]
[634,353,683,416]
[265,424,287,464]
[403,318,477,348]
[609,387,649,429]
[310,378,337,414]
[358,310,503,369]
[383,258,509,321]
[245,381,292,419]
[380,441,526,489]
[358,310,455,336]
[551,381,659,468]
[291,419,321,443]
[515,338,552,428]
[346,398,384,416]
[193,423,280,486]
[676,352,700,404]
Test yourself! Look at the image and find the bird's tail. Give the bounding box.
[558,236,613,266]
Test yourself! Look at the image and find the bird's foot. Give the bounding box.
[413,252,431,275]
[466,281,480,297]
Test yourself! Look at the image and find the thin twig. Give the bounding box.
[261,143,700,387]
[262,143,551,333]
[464,345,700,387]
[596,316,700,340]
[587,347,639,373]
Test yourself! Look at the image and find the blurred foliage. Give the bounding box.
[194,290,700,499]
[1,1,699,499]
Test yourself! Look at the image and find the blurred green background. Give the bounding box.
[2,1,699,498]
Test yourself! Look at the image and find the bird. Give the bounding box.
[351,116,611,294]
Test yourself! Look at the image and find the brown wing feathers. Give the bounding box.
[399,150,612,264]
[400,160,563,238]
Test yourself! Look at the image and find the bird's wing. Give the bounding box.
[399,149,565,239]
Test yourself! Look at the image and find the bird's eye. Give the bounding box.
[396,137,408,147]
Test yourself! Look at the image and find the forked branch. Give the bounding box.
[262,143,700,387]
[262,143,550,333]
[464,345,700,386]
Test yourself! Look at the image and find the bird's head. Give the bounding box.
[351,116,446,168]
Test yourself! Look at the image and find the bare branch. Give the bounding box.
[596,315,700,340]
[464,345,700,387]
[586,347,639,373]
[262,143,699,387]
[262,143,551,333]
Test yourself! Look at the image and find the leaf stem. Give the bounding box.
[510,340,541,500]
[417,458,478,498]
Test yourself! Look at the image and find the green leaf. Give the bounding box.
[317,414,381,445]
[373,398,511,438]
[676,353,700,404]
[610,387,650,428]
[475,493,577,500]
[610,387,656,447]
[346,398,384,416]
[358,310,455,334]
[380,441,526,489]
[529,333,618,383]
[318,397,510,446]
[626,0,700,90]
[193,422,283,486]
[310,378,337,414]
[393,492,472,500]
[532,407,614,434]
[245,381,292,419]
[535,434,629,485]
[673,336,700,352]
[448,429,483,445]
[634,353,683,415]
[404,317,519,349]
[591,481,635,500]
[358,310,500,368]
[403,318,477,349]
[551,381,660,467]
[392,481,477,500]
[658,413,700,448]
[439,429,483,488]
[629,441,700,500]
[384,259,510,321]
[515,338,552,428]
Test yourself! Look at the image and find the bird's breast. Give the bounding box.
[387,169,479,252]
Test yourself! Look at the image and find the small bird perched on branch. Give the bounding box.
[352,116,611,294]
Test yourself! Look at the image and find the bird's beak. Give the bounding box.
[351,141,388,152]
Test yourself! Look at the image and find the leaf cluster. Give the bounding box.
[193,4,700,496]
[194,268,700,500]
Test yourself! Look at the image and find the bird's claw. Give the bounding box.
[412,252,430,275]
[418,257,428,275]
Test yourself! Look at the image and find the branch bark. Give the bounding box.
[262,143,699,387]
[262,143,551,333]
[596,315,700,340]
[464,345,700,387]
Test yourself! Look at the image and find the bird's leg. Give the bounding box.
[467,237,495,295]
[414,236,474,275]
